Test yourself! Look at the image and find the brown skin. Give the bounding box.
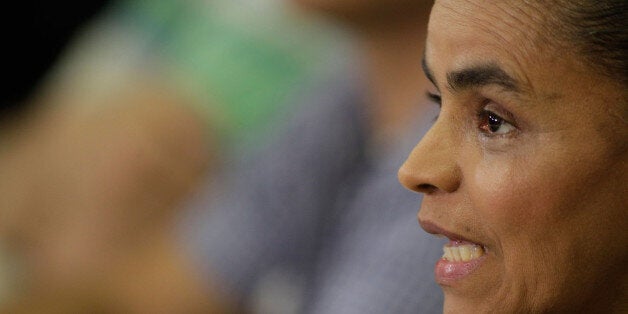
[398,0,628,313]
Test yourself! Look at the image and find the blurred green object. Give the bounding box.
[113,0,350,146]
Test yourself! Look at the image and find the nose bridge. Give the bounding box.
[398,117,461,194]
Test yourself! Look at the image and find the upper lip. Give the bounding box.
[419,219,483,245]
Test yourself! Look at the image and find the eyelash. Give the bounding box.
[426,91,442,106]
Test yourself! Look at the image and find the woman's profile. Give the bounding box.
[399,0,627,312]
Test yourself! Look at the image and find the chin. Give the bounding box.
[443,295,515,314]
[443,295,481,314]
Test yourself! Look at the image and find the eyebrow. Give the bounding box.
[421,55,520,93]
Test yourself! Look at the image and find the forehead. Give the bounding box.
[425,0,560,91]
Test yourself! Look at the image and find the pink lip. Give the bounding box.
[419,220,487,285]
[434,254,485,285]
[419,220,478,244]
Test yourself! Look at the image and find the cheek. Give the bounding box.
[465,140,618,257]
[466,152,572,257]
[468,155,545,231]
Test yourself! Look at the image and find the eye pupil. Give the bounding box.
[488,114,502,132]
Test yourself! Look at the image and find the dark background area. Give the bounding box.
[1,1,111,118]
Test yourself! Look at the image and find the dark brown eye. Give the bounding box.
[479,110,515,135]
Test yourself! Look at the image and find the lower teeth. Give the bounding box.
[442,244,484,262]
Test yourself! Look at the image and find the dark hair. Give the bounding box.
[1,1,110,118]
[554,1,628,87]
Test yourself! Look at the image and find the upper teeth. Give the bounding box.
[442,244,484,262]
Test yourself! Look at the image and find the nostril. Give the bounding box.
[416,183,438,194]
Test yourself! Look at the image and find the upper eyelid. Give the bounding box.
[482,103,518,127]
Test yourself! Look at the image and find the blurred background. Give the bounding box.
[0,0,351,311]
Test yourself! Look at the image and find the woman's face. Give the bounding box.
[399,0,627,312]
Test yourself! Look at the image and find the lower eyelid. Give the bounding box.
[479,126,519,140]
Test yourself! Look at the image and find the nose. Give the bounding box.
[398,118,461,194]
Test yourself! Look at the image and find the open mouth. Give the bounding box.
[442,240,485,262]
[435,239,487,284]
[419,220,488,283]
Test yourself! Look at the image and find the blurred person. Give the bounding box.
[399,0,627,312]
[0,0,110,307]
[0,0,347,312]
[1,2,216,312]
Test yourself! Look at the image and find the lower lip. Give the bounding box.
[434,255,485,285]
